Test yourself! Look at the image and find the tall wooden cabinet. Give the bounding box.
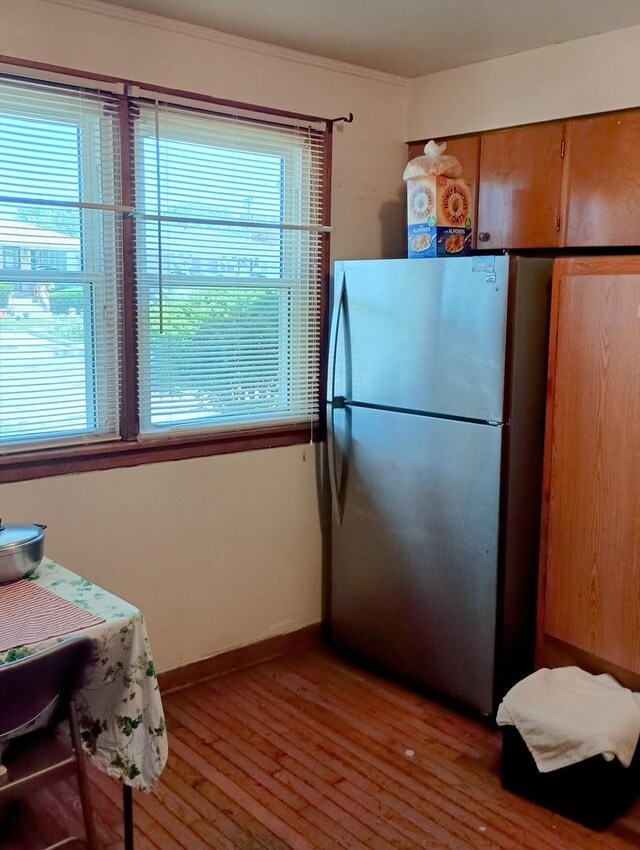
[537,256,640,686]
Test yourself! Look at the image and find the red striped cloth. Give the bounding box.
[0,579,105,652]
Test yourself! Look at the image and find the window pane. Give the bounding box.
[139,283,288,428]
[0,78,121,452]
[0,282,91,440]
[0,111,80,202]
[135,103,324,437]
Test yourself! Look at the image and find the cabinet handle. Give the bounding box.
[478,231,491,242]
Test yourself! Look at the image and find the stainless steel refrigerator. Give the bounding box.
[327,255,552,716]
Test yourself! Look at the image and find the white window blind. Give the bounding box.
[0,75,123,453]
[133,100,325,438]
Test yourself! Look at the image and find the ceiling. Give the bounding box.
[98,0,640,78]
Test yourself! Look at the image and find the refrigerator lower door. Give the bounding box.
[331,404,502,715]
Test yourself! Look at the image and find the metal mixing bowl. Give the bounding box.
[0,520,47,583]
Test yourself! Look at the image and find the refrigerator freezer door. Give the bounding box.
[330,404,502,715]
[335,257,509,422]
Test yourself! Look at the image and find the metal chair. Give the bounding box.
[0,637,99,849]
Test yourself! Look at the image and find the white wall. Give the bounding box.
[406,25,640,140]
[0,447,321,672]
[0,0,408,672]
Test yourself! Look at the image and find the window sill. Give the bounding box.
[0,424,325,484]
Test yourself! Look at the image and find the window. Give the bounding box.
[0,68,329,476]
[0,76,122,452]
[133,100,324,438]
[31,250,69,272]
[2,247,20,269]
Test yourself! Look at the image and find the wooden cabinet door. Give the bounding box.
[407,135,480,246]
[477,123,565,249]
[540,257,640,676]
[564,110,640,247]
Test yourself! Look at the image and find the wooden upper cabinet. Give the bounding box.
[407,135,480,245]
[477,123,565,249]
[564,110,640,247]
[408,108,640,251]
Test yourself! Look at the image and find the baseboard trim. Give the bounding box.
[158,623,324,694]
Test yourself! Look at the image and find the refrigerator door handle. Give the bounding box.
[327,272,349,525]
[327,403,344,525]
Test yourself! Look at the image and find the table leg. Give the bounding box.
[123,785,134,850]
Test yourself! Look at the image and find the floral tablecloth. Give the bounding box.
[0,559,167,791]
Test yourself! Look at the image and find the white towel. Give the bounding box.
[496,667,640,773]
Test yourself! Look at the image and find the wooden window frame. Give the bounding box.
[0,56,332,483]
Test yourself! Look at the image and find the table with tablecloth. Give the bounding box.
[0,557,168,846]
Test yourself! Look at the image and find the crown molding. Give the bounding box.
[42,0,408,87]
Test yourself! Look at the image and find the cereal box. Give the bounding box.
[406,175,472,258]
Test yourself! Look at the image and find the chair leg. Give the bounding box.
[68,701,99,850]
[123,785,134,850]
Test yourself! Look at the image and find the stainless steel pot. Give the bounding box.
[0,519,47,584]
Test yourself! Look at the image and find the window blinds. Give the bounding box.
[132,99,326,438]
[0,75,123,452]
[0,68,330,456]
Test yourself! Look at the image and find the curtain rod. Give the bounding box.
[331,113,354,124]
[0,54,354,128]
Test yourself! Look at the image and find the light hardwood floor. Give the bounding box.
[3,648,640,849]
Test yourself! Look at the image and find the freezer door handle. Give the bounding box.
[328,272,349,403]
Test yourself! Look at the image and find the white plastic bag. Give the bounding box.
[403,140,463,180]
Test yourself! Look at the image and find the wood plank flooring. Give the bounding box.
[3,647,640,849]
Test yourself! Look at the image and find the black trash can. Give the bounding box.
[501,724,640,830]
